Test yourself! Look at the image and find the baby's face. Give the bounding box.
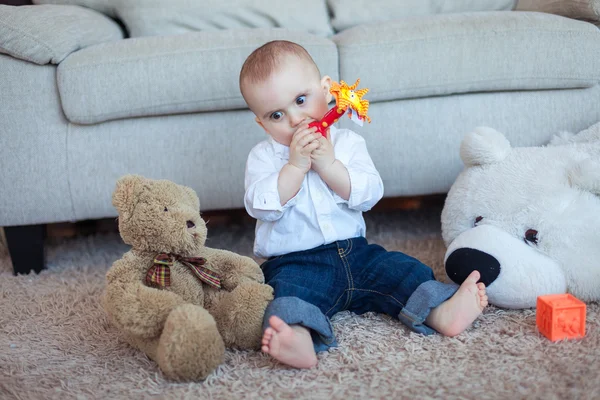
[244,56,330,146]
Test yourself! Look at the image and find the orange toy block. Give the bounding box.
[536,294,586,341]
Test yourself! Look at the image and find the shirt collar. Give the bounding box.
[268,125,338,159]
[268,136,289,159]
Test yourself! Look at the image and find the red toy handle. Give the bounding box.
[308,107,346,137]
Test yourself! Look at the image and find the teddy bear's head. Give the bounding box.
[441,126,600,308]
[112,175,207,256]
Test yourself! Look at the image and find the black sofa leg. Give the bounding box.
[4,224,47,275]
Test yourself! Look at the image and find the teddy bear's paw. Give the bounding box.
[239,257,266,284]
[213,282,273,350]
[156,304,225,381]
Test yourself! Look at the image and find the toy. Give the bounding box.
[309,79,371,137]
[441,122,600,309]
[102,175,273,381]
[536,294,586,341]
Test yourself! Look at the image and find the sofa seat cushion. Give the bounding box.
[334,11,600,103]
[57,29,338,124]
[0,4,123,65]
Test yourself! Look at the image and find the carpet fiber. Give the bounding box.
[1,205,598,400]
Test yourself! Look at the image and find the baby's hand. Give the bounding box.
[310,129,335,174]
[289,124,320,174]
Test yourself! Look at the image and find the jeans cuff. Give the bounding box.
[397,309,437,335]
[263,296,337,352]
[398,280,458,335]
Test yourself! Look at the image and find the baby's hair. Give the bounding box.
[239,40,320,95]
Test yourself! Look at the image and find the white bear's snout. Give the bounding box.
[445,247,500,287]
[444,225,567,308]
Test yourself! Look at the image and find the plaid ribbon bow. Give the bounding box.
[146,253,222,289]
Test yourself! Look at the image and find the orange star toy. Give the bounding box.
[308,79,371,137]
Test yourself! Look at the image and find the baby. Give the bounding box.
[239,40,487,369]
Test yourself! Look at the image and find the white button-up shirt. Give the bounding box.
[244,126,384,258]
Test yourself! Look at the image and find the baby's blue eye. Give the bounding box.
[296,95,306,105]
[271,111,283,121]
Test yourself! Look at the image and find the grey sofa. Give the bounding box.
[2,0,600,274]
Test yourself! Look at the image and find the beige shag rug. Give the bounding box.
[1,205,599,400]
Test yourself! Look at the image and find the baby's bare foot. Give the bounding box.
[261,316,317,369]
[425,270,488,337]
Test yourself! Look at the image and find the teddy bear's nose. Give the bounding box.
[186,220,195,229]
[445,248,500,286]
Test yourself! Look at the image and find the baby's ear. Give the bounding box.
[460,127,511,167]
[254,116,268,134]
[321,75,333,103]
[112,174,145,217]
[568,158,600,196]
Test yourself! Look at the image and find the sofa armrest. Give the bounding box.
[0,4,123,65]
[516,0,600,24]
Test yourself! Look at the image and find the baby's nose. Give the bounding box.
[289,114,306,127]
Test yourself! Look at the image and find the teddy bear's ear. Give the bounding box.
[459,127,511,167]
[112,174,145,216]
[183,186,200,209]
[568,159,600,196]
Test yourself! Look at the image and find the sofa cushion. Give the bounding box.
[34,0,333,37]
[333,11,600,103]
[327,0,517,31]
[516,0,600,24]
[57,29,338,124]
[32,0,115,16]
[0,4,123,65]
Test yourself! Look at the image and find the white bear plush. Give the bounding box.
[441,122,600,309]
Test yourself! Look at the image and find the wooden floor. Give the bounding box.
[45,194,447,239]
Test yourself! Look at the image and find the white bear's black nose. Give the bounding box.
[186,220,195,229]
[445,248,500,286]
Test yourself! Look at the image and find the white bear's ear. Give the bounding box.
[548,131,577,146]
[459,127,512,167]
[112,174,145,216]
[551,122,600,146]
[568,159,600,196]
[575,121,600,143]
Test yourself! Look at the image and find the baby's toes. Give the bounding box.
[477,282,486,290]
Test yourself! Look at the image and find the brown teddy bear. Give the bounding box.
[102,175,273,381]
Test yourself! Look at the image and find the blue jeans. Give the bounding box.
[261,237,458,352]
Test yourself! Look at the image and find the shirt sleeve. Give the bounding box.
[244,145,301,222]
[333,130,384,211]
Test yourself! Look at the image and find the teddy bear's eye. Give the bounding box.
[525,229,539,244]
[474,216,483,226]
[164,207,168,212]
